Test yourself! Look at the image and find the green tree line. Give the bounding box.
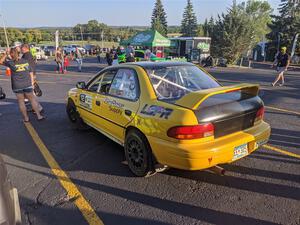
[0,21,139,47]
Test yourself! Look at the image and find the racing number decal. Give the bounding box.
[79,94,93,110]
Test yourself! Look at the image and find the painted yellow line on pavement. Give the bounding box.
[265,106,300,116]
[24,122,104,225]
[263,144,300,159]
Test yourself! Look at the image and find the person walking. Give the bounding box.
[125,43,135,62]
[271,47,290,87]
[74,48,83,72]
[55,47,64,74]
[106,49,113,66]
[0,48,44,122]
[144,47,152,61]
[21,44,44,113]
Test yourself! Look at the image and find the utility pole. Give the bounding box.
[0,14,10,48]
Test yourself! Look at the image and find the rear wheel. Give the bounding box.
[124,130,155,177]
[66,99,89,130]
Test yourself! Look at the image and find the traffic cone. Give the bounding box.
[5,67,11,76]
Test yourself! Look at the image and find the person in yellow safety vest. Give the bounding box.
[30,47,37,62]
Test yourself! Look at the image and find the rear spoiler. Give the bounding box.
[175,83,260,110]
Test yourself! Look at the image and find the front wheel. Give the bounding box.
[66,99,89,130]
[124,130,155,177]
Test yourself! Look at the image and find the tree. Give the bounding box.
[211,1,253,63]
[267,0,300,58]
[208,0,272,63]
[151,0,168,36]
[181,0,198,37]
[203,16,214,37]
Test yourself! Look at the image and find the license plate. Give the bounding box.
[233,144,248,160]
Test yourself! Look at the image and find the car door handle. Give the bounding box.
[96,100,101,106]
[125,110,132,116]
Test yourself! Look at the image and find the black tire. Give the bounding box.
[124,130,155,177]
[66,99,89,130]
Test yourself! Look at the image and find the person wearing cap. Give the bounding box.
[21,44,44,113]
[0,48,45,122]
[271,47,290,87]
[13,41,22,55]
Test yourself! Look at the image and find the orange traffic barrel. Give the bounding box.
[5,67,11,76]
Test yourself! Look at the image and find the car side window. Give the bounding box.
[87,75,103,92]
[99,70,117,94]
[86,70,116,93]
[109,69,138,100]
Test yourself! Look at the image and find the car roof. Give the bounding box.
[132,61,194,69]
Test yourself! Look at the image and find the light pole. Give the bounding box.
[291,33,299,58]
[80,26,84,47]
[101,30,104,49]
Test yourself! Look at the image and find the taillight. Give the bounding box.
[255,106,265,121]
[167,123,214,140]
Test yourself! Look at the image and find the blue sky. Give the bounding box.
[0,0,281,27]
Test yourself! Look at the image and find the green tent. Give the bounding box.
[120,30,171,47]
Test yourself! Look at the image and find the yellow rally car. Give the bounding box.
[66,62,270,177]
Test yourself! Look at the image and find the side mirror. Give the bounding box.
[76,81,86,89]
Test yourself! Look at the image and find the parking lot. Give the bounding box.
[0,58,299,225]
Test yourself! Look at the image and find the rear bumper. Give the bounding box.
[148,121,271,170]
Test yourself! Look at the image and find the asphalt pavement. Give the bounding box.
[0,58,299,225]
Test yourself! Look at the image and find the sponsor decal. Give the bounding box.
[109,106,122,115]
[133,34,151,43]
[79,94,93,110]
[197,42,210,52]
[104,98,124,108]
[140,104,173,119]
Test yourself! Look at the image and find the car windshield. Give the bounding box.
[146,65,220,101]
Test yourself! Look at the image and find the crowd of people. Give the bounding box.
[54,47,83,73]
[104,43,153,66]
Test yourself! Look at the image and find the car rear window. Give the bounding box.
[145,65,220,101]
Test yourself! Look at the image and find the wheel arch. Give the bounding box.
[125,126,157,163]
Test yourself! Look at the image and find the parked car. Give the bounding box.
[84,44,96,55]
[44,46,56,56]
[66,45,86,55]
[0,155,21,225]
[66,62,270,177]
[118,50,167,63]
[35,47,48,60]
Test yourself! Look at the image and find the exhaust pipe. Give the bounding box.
[208,165,226,175]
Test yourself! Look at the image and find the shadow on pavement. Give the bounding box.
[21,195,172,225]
